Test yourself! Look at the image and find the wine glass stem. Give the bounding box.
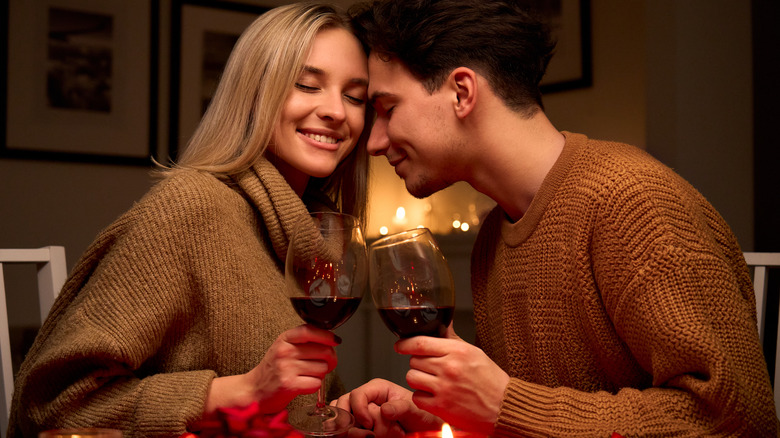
[316,384,327,410]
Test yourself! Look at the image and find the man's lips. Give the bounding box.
[387,154,405,167]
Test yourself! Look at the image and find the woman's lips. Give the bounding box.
[298,130,343,150]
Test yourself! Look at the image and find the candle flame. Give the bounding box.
[441,424,453,438]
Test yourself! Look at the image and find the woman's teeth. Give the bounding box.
[304,133,338,144]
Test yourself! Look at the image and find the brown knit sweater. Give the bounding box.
[472,132,778,437]
[8,159,341,437]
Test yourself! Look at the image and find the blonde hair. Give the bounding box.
[164,2,371,223]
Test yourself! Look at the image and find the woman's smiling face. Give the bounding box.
[268,27,368,195]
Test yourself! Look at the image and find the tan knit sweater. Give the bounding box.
[472,133,778,437]
[8,159,341,437]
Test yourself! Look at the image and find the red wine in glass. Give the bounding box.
[377,305,454,338]
[285,212,367,436]
[290,296,362,330]
[369,228,455,339]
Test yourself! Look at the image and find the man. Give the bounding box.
[336,0,778,436]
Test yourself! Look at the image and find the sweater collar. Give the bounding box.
[500,131,588,246]
[231,158,311,263]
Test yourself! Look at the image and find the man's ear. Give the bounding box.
[449,67,478,119]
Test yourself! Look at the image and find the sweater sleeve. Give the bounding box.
[490,168,777,436]
[10,174,233,438]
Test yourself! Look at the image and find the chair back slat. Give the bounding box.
[743,252,780,419]
[0,246,67,435]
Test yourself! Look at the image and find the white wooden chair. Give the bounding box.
[743,252,780,418]
[0,246,67,435]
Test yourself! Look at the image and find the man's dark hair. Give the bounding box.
[348,0,556,114]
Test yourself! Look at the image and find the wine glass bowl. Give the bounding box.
[369,228,455,339]
[285,211,367,435]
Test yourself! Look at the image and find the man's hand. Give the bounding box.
[396,327,509,435]
[334,379,443,438]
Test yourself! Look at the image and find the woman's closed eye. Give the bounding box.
[296,82,365,105]
[344,94,366,105]
[295,82,318,92]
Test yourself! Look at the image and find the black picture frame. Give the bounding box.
[168,0,268,161]
[1,0,159,166]
[538,0,593,94]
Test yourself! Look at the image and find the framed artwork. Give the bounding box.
[1,0,159,165]
[169,0,268,160]
[525,0,593,94]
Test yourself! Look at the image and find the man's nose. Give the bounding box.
[367,118,389,156]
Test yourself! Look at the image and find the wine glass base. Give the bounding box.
[288,405,355,437]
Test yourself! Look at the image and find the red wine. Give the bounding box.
[377,305,454,338]
[290,296,362,330]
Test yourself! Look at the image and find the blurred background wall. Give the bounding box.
[1,0,777,392]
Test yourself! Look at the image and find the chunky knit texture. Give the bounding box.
[8,159,342,438]
[472,132,778,437]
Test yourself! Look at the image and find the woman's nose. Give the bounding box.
[317,92,347,122]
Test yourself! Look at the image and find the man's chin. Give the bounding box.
[404,177,451,199]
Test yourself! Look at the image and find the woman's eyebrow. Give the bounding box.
[302,65,368,87]
[302,65,324,75]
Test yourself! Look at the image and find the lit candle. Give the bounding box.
[394,206,407,224]
[406,423,488,438]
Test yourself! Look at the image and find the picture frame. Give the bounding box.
[169,0,268,160]
[1,0,159,166]
[534,0,593,94]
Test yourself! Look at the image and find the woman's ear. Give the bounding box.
[449,67,478,119]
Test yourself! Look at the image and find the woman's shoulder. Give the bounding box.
[149,169,233,198]
[139,170,244,212]
[119,169,249,233]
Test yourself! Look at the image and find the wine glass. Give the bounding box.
[368,228,455,339]
[285,211,367,436]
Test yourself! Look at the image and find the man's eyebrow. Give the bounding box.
[369,91,393,105]
[302,65,368,87]
[351,77,369,87]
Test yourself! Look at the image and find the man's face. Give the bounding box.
[367,54,460,198]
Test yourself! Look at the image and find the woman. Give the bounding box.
[8,3,371,437]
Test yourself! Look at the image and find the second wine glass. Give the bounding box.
[369,228,455,338]
[285,211,367,436]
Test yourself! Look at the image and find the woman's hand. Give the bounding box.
[204,324,341,415]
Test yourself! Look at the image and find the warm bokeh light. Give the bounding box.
[379,226,389,235]
[442,424,453,438]
[452,220,461,229]
[365,158,495,237]
[460,223,470,232]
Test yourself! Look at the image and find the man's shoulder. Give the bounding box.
[567,134,682,186]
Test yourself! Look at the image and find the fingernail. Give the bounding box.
[334,334,343,344]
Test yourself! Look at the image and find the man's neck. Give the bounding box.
[467,108,565,222]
